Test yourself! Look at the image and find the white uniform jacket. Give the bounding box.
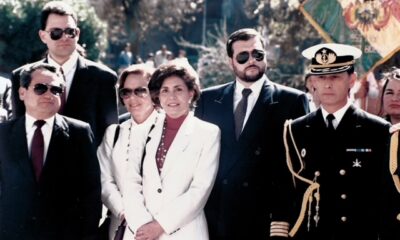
[97,111,158,240]
[124,112,220,240]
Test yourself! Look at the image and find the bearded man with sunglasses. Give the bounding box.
[0,63,101,240]
[10,1,118,146]
[195,28,309,239]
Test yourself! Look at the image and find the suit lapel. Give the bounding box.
[160,114,194,180]
[64,57,87,113]
[10,116,34,180]
[238,81,274,144]
[41,115,70,180]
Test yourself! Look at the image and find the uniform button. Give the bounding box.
[242,182,249,187]
[314,171,320,177]
[339,169,346,176]
[157,188,162,193]
[397,213,400,221]
[254,148,261,156]
[341,216,347,222]
[341,194,347,199]
[222,179,228,185]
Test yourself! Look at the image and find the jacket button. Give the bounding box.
[222,179,228,185]
[254,149,261,155]
[157,188,162,193]
[341,216,347,222]
[341,194,347,199]
[242,182,249,187]
[339,169,346,176]
[397,213,400,221]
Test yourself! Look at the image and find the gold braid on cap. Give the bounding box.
[309,60,355,69]
[283,120,320,237]
[389,130,400,193]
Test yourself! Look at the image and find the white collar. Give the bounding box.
[321,100,352,125]
[235,74,266,96]
[47,51,79,74]
[25,113,55,129]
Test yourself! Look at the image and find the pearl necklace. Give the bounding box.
[124,121,133,162]
[156,119,167,172]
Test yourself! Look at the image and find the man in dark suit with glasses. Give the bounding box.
[10,1,118,146]
[195,28,309,239]
[0,63,101,240]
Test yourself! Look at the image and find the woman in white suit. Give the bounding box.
[123,59,220,240]
[97,64,158,240]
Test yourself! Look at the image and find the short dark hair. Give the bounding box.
[226,28,265,58]
[20,63,64,88]
[148,60,200,109]
[41,1,78,30]
[118,64,155,104]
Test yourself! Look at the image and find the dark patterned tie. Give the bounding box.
[326,114,335,131]
[235,88,252,140]
[58,67,66,114]
[31,120,46,181]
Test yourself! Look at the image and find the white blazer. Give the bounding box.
[124,112,220,240]
[97,111,158,240]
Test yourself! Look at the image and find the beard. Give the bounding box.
[233,64,266,83]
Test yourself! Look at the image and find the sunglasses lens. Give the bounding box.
[236,52,250,64]
[134,87,148,97]
[50,86,63,96]
[64,28,77,38]
[49,28,64,40]
[49,28,76,40]
[252,50,265,61]
[119,88,133,99]
[33,84,48,95]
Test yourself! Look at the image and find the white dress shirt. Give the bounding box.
[48,51,79,99]
[321,100,352,129]
[234,75,266,131]
[25,114,55,164]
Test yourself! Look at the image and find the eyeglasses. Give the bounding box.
[119,87,149,99]
[235,49,265,64]
[45,28,78,41]
[32,83,64,96]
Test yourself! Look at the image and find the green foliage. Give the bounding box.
[0,0,108,72]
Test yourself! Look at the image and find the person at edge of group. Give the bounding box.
[10,0,118,146]
[97,63,158,240]
[379,67,400,125]
[123,59,221,240]
[195,28,309,239]
[283,43,400,240]
[304,73,320,112]
[0,63,101,240]
[0,75,12,122]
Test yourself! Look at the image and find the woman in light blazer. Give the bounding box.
[123,59,220,240]
[97,64,158,240]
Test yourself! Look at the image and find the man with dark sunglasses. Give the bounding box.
[10,1,118,146]
[0,63,102,240]
[195,28,309,239]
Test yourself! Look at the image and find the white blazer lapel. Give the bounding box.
[160,113,194,180]
[143,114,165,183]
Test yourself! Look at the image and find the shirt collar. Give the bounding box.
[25,113,55,130]
[321,100,352,125]
[47,51,79,74]
[235,74,266,96]
[131,109,158,127]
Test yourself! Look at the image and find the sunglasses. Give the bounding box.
[32,83,64,96]
[45,28,78,41]
[235,49,265,64]
[119,87,149,99]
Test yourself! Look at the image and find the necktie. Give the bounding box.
[31,120,46,181]
[326,114,335,131]
[58,67,66,114]
[235,88,252,140]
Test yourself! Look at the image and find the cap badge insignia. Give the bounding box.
[315,49,336,65]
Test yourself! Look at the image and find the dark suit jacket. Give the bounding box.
[0,115,102,240]
[195,79,309,239]
[286,106,399,240]
[10,56,118,145]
